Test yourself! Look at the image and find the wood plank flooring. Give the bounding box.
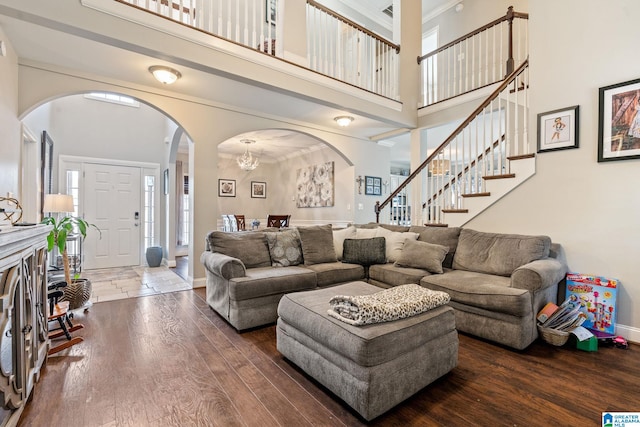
[19,289,639,426]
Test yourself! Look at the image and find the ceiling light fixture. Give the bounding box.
[334,116,354,127]
[237,139,260,171]
[149,65,182,84]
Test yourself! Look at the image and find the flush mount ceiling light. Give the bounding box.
[237,139,260,171]
[149,65,182,84]
[334,116,354,127]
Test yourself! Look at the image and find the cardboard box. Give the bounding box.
[565,273,619,335]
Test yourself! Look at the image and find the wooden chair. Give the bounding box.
[47,281,84,355]
[267,214,291,228]
[234,215,246,231]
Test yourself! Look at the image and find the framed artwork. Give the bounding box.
[40,131,54,219]
[265,0,276,23]
[295,161,334,207]
[537,105,579,153]
[598,78,640,162]
[251,181,266,198]
[364,176,382,196]
[163,169,169,195]
[218,179,236,197]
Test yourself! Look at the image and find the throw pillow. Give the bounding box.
[207,231,272,269]
[355,227,378,239]
[342,237,387,265]
[297,224,338,265]
[375,227,419,263]
[395,239,449,274]
[265,229,303,267]
[333,225,356,260]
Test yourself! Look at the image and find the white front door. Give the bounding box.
[83,163,141,269]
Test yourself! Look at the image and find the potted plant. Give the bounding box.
[41,215,100,310]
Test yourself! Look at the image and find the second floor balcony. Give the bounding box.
[109,0,402,101]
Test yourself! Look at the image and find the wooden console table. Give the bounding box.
[0,225,51,426]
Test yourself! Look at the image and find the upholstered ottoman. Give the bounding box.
[276,281,458,421]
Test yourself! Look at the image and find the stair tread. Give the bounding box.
[442,209,469,213]
[507,153,535,161]
[461,192,491,198]
[483,173,516,180]
[424,223,449,227]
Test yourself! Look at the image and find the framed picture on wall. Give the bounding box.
[218,179,236,197]
[598,78,640,162]
[537,105,579,153]
[365,176,382,196]
[251,181,266,198]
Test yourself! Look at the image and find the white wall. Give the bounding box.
[467,0,640,339]
[0,27,20,198]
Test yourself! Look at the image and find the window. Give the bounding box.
[84,92,140,108]
[144,175,156,250]
[181,175,190,245]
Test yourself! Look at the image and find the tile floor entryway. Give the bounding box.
[83,265,191,304]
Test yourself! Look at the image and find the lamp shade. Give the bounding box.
[43,194,74,213]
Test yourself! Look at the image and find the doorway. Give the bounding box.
[59,156,160,270]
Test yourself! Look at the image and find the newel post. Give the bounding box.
[506,6,515,75]
[374,201,381,223]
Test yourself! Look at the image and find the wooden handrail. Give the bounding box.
[375,58,529,220]
[417,6,528,64]
[307,0,401,53]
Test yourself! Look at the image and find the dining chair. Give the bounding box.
[267,214,291,228]
[234,215,246,231]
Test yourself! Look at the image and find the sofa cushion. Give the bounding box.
[207,231,271,269]
[452,229,551,277]
[229,266,317,300]
[304,262,366,287]
[333,225,357,260]
[342,237,386,265]
[298,224,337,265]
[409,226,461,269]
[420,270,531,317]
[375,227,419,263]
[355,227,378,239]
[369,263,432,287]
[395,239,448,274]
[265,228,303,267]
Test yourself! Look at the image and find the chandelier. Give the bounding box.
[237,139,260,171]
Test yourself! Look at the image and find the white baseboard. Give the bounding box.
[192,277,206,289]
[616,323,640,344]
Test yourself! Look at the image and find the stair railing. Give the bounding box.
[418,6,528,107]
[375,59,529,225]
[114,0,400,98]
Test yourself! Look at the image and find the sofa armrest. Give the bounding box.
[511,258,567,292]
[200,251,246,279]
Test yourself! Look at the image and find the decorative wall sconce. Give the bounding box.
[355,175,364,194]
[382,180,389,194]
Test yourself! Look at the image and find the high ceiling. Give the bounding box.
[0,0,461,168]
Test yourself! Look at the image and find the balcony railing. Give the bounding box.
[418,6,528,107]
[115,0,400,99]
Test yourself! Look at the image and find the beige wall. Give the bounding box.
[14,64,389,284]
[0,27,20,198]
[467,0,640,339]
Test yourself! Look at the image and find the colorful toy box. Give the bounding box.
[565,273,619,335]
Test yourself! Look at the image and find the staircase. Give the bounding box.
[377,7,531,227]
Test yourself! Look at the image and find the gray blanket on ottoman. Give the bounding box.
[327,283,450,325]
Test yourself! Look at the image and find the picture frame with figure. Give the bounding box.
[598,78,640,162]
[537,105,579,153]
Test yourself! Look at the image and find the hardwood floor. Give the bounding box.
[20,289,639,427]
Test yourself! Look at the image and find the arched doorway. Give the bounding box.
[21,91,191,274]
